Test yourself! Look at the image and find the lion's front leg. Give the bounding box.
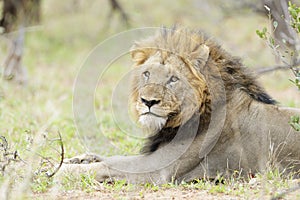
[56,155,173,185]
[56,162,126,183]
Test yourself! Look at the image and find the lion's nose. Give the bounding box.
[141,98,161,108]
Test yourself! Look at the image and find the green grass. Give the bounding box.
[0,0,299,199]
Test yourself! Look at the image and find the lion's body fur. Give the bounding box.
[59,27,300,184]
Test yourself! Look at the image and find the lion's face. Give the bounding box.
[131,52,207,134]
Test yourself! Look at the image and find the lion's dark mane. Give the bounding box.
[139,27,276,154]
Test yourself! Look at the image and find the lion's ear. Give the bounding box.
[130,48,148,65]
[189,44,210,69]
[130,44,155,66]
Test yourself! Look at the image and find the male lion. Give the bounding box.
[58,27,300,184]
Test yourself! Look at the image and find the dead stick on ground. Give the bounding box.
[2,26,28,84]
[46,131,64,178]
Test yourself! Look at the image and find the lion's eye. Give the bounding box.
[170,76,179,83]
[143,71,150,78]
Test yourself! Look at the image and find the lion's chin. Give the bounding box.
[138,114,167,134]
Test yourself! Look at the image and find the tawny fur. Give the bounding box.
[57,27,300,185]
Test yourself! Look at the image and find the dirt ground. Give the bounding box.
[31,189,243,200]
[29,185,300,200]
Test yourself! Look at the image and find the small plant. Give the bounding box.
[290,75,300,90]
[102,179,135,192]
[143,182,159,191]
[31,175,54,193]
[79,173,99,192]
[60,172,99,192]
[256,27,268,40]
[0,136,24,175]
[257,3,300,134]
[255,5,280,52]
[288,1,300,33]
[289,115,300,131]
[184,179,210,190]
[256,3,300,89]
[289,73,300,90]
[208,183,227,194]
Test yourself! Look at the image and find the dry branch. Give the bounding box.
[33,131,65,177]
[255,60,300,75]
[262,0,300,63]
[0,0,41,33]
[46,131,64,178]
[2,26,27,84]
[0,136,26,175]
[107,0,130,27]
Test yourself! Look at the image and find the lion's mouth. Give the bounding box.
[141,110,179,119]
[141,112,163,118]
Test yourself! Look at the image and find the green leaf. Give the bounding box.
[289,116,300,131]
[273,21,278,29]
[256,27,268,39]
[263,27,267,33]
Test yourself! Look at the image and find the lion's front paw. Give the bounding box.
[64,153,104,164]
[53,162,114,186]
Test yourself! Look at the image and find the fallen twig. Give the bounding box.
[45,131,64,177]
[271,181,300,200]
